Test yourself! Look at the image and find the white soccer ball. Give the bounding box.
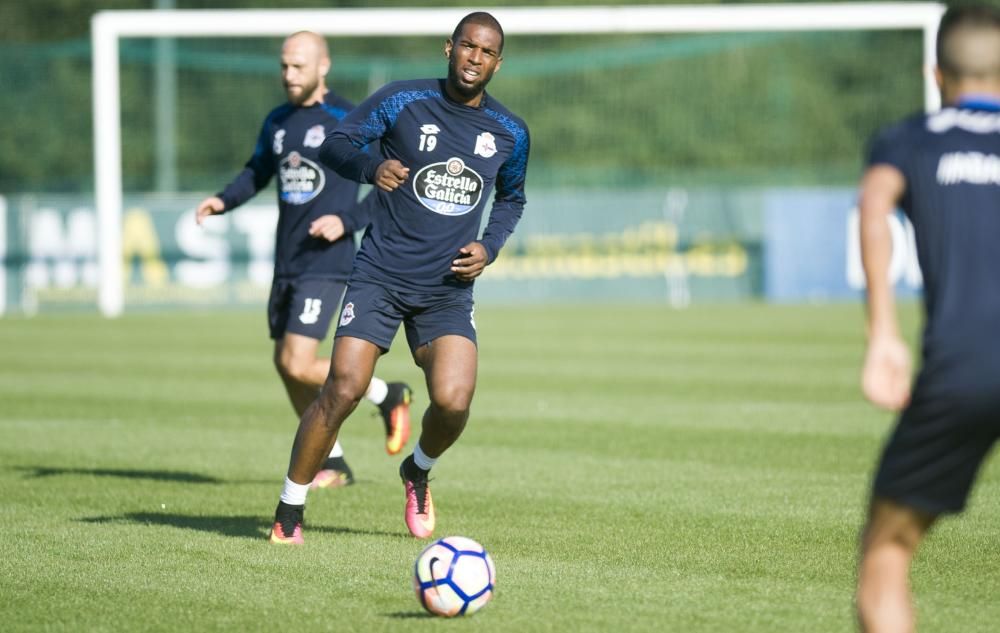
[413,536,495,617]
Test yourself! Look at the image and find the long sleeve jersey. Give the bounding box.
[319,78,530,293]
[218,91,369,281]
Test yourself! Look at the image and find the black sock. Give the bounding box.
[401,454,428,479]
[275,500,304,516]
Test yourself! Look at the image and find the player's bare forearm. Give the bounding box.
[859,165,906,339]
[858,164,911,410]
[451,242,488,281]
[861,212,897,338]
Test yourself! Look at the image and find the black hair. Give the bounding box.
[451,11,504,54]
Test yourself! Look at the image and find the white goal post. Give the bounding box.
[92,2,945,317]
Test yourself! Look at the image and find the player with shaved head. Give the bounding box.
[856,5,1000,631]
[269,12,530,543]
[195,32,412,495]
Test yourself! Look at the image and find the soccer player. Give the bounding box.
[856,6,1000,632]
[195,31,412,489]
[268,12,529,544]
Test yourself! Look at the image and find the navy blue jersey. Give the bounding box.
[867,99,1000,393]
[218,91,369,281]
[319,78,530,293]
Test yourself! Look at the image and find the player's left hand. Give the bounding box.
[861,333,912,411]
[308,215,346,242]
[451,242,488,281]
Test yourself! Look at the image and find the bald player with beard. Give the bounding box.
[196,32,412,488]
[856,6,1000,632]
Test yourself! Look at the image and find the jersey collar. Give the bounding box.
[956,94,1000,112]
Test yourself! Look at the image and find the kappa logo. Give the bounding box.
[299,298,322,325]
[273,129,286,154]
[303,125,325,148]
[339,302,356,326]
[474,132,497,158]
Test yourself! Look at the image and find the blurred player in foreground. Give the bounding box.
[196,31,412,490]
[268,12,530,543]
[856,6,1000,631]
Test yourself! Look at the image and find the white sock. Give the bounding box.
[412,442,437,471]
[365,377,389,405]
[328,440,344,459]
[279,476,310,506]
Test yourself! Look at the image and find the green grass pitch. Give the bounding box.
[1,303,998,632]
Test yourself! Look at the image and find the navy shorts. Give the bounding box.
[267,277,347,341]
[335,279,476,354]
[873,378,1000,515]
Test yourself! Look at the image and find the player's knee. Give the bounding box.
[862,499,933,554]
[275,353,312,384]
[320,372,368,409]
[429,384,473,419]
[862,528,922,559]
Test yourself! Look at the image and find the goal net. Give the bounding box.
[79,4,942,316]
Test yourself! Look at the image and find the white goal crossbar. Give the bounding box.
[92,3,945,316]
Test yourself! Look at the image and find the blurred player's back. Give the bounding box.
[856,6,1000,632]
[870,103,1000,394]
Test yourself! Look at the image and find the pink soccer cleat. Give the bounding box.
[399,456,435,539]
[268,501,304,545]
[310,469,353,490]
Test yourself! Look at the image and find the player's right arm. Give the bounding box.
[319,83,409,190]
[479,121,530,266]
[196,113,277,224]
[859,162,911,411]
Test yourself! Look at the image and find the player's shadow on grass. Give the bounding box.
[385,612,435,620]
[79,512,407,540]
[15,466,287,486]
[17,466,223,484]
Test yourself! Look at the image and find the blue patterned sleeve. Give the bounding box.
[480,123,530,264]
[319,85,400,184]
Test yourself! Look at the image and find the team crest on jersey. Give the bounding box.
[339,302,356,326]
[303,124,325,148]
[413,157,484,216]
[279,151,325,204]
[474,132,497,158]
[273,129,286,154]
